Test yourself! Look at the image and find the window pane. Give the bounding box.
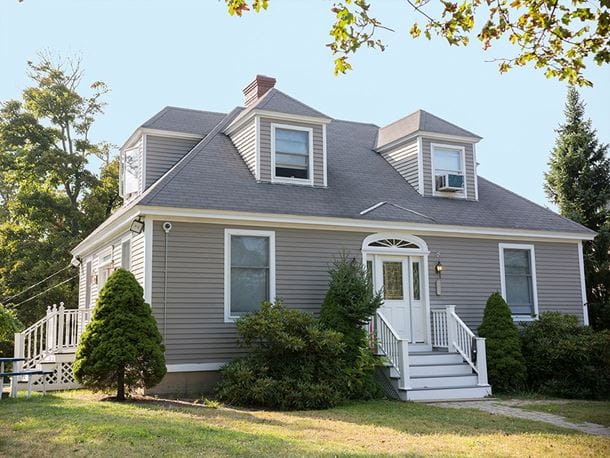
[231,267,269,316]
[231,236,269,267]
[412,261,421,301]
[504,249,531,275]
[506,275,533,306]
[275,152,308,168]
[276,128,308,154]
[383,261,403,300]
[434,148,461,173]
[124,146,139,195]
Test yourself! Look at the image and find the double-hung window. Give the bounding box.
[120,141,141,197]
[225,229,275,321]
[432,144,465,194]
[121,238,131,270]
[272,125,312,184]
[499,244,538,318]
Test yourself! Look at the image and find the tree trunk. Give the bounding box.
[116,366,125,401]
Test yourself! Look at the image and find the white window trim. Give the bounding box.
[430,143,467,199]
[120,233,132,270]
[270,123,314,186]
[224,228,276,323]
[498,243,539,321]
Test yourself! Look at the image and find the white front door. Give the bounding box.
[373,255,426,343]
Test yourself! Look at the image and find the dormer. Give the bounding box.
[119,107,225,203]
[224,75,331,187]
[376,110,482,200]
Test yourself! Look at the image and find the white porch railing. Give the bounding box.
[14,304,91,370]
[431,305,488,386]
[372,311,411,390]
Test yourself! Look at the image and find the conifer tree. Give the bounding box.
[73,269,166,400]
[545,87,610,311]
[478,292,527,392]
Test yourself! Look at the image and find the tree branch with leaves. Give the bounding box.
[224,0,610,85]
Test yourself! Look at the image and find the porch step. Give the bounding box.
[410,363,473,377]
[409,374,478,389]
[404,385,491,402]
[409,353,464,366]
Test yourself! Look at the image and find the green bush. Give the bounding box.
[73,269,166,400]
[589,302,610,331]
[521,312,610,399]
[319,255,383,399]
[0,305,23,358]
[216,300,346,410]
[478,292,527,392]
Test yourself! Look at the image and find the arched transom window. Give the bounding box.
[361,233,429,254]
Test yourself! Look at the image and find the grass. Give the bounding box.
[0,391,608,457]
[519,401,610,427]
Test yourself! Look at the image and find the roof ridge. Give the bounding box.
[139,107,243,204]
[478,176,595,234]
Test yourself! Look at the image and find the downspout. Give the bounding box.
[162,222,172,338]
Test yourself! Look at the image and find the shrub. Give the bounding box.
[589,302,610,331]
[73,269,166,400]
[521,312,610,399]
[216,300,346,410]
[478,292,527,392]
[319,254,383,399]
[0,305,23,358]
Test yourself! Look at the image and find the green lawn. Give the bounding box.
[0,391,608,457]
[519,401,610,427]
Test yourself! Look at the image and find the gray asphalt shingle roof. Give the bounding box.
[377,110,482,148]
[138,108,592,236]
[141,106,226,135]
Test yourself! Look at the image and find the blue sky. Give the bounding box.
[1,0,609,207]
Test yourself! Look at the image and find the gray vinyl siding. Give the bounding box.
[150,221,585,365]
[145,135,201,188]
[77,232,138,309]
[258,116,325,186]
[421,138,476,200]
[382,138,420,192]
[228,119,257,176]
[425,237,584,329]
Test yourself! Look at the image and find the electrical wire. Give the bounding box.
[2,264,74,303]
[11,274,78,308]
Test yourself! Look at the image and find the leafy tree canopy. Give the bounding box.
[0,53,122,325]
[225,0,610,85]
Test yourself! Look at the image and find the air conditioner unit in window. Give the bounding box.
[436,173,464,192]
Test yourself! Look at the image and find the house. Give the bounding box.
[14,75,595,401]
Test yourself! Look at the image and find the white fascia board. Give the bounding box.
[71,206,141,256]
[224,109,332,136]
[121,128,202,150]
[140,206,595,242]
[376,131,482,153]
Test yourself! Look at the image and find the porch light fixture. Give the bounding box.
[130,217,145,235]
[435,261,444,276]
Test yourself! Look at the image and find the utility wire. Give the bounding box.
[2,264,73,303]
[11,274,78,308]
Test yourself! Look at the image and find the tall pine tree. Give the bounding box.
[545,87,610,314]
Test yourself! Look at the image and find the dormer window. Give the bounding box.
[272,124,313,185]
[432,144,466,196]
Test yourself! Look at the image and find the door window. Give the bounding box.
[412,261,421,301]
[383,261,404,300]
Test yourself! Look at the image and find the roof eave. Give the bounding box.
[376,130,483,153]
[224,109,332,136]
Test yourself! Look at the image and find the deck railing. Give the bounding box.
[431,305,488,387]
[14,304,91,370]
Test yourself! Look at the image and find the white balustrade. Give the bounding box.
[375,311,410,390]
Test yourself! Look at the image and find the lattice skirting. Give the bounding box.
[20,362,81,391]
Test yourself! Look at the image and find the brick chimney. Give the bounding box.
[243,75,276,107]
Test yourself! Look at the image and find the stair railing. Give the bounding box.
[374,311,411,390]
[14,304,91,370]
[431,305,488,387]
